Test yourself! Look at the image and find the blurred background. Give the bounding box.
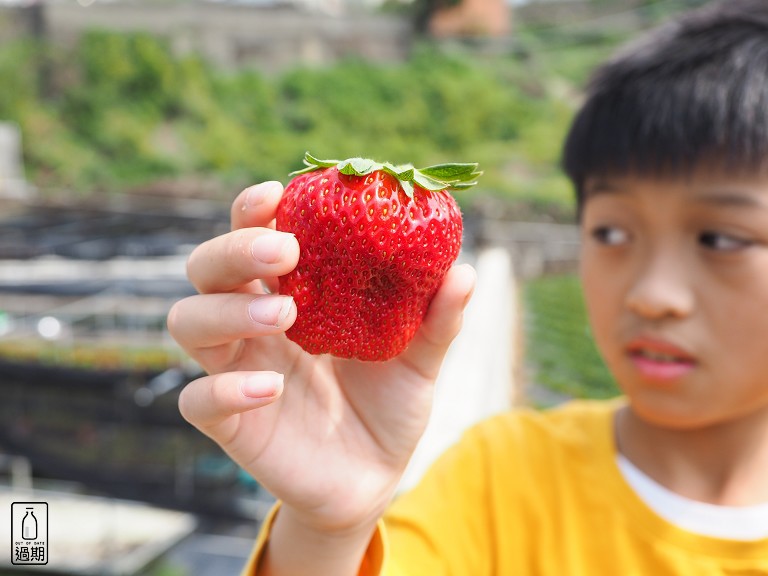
[0,0,708,573]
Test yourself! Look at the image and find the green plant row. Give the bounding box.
[0,339,184,371]
[0,29,623,209]
[522,274,619,400]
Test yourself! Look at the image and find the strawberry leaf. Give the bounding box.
[290,152,339,176]
[289,153,481,196]
[413,172,451,191]
[400,179,415,199]
[304,151,338,169]
[451,180,481,190]
[395,167,415,181]
[340,157,377,175]
[419,163,479,180]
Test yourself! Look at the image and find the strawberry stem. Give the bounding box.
[290,152,482,199]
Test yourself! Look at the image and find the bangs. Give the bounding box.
[562,8,768,209]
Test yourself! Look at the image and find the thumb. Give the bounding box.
[398,263,476,380]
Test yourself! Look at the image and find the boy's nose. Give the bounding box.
[625,254,694,320]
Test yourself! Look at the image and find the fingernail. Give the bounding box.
[248,296,294,328]
[251,233,289,264]
[241,372,283,399]
[244,181,281,209]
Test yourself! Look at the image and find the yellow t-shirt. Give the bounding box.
[244,399,768,575]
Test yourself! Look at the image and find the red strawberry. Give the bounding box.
[275,153,481,361]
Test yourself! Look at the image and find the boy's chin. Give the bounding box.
[625,397,724,431]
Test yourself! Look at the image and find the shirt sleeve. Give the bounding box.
[240,502,388,576]
[240,503,280,575]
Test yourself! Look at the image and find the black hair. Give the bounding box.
[562,0,768,215]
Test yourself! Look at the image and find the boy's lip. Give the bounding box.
[625,336,697,362]
[625,336,698,381]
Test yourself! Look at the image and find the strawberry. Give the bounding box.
[275,153,481,361]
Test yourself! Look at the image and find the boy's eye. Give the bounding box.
[591,226,629,246]
[699,231,752,251]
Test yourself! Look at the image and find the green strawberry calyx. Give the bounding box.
[290,152,482,199]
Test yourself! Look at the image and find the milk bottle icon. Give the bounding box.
[22,508,37,540]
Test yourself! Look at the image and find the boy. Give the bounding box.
[167,0,768,573]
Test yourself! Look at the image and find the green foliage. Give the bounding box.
[269,48,527,170]
[0,27,625,206]
[0,40,41,120]
[74,31,180,114]
[523,275,619,400]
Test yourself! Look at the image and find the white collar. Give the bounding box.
[616,453,768,541]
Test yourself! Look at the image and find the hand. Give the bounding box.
[167,181,476,534]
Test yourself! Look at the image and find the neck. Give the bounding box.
[615,404,768,506]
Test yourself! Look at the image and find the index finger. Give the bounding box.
[187,227,299,294]
[230,181,285,231]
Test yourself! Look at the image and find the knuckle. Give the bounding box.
[177,384,195,424]
[166,300,182,336]
[225,229,252,268]
[185,244,207,291]
[208,376,236,417]
[230,188,249,224]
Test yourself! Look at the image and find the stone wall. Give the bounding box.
[481,219,581,278]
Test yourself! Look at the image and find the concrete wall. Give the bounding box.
[516,0,647,32]
[0,123,33,201]
[3,2,413,73]
[481,219,581,278]
[0,4,43,44]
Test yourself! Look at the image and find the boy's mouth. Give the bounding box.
[626,337,697,380]
[631,349,691,363]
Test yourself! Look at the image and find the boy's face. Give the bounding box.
[580,171,768,429]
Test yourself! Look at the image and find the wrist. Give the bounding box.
[277,502,382,545]
[259,504,381,576]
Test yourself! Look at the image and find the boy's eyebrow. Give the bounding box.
[695,190,768,208]
[583,180,622,196]
[584,180,768,208]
